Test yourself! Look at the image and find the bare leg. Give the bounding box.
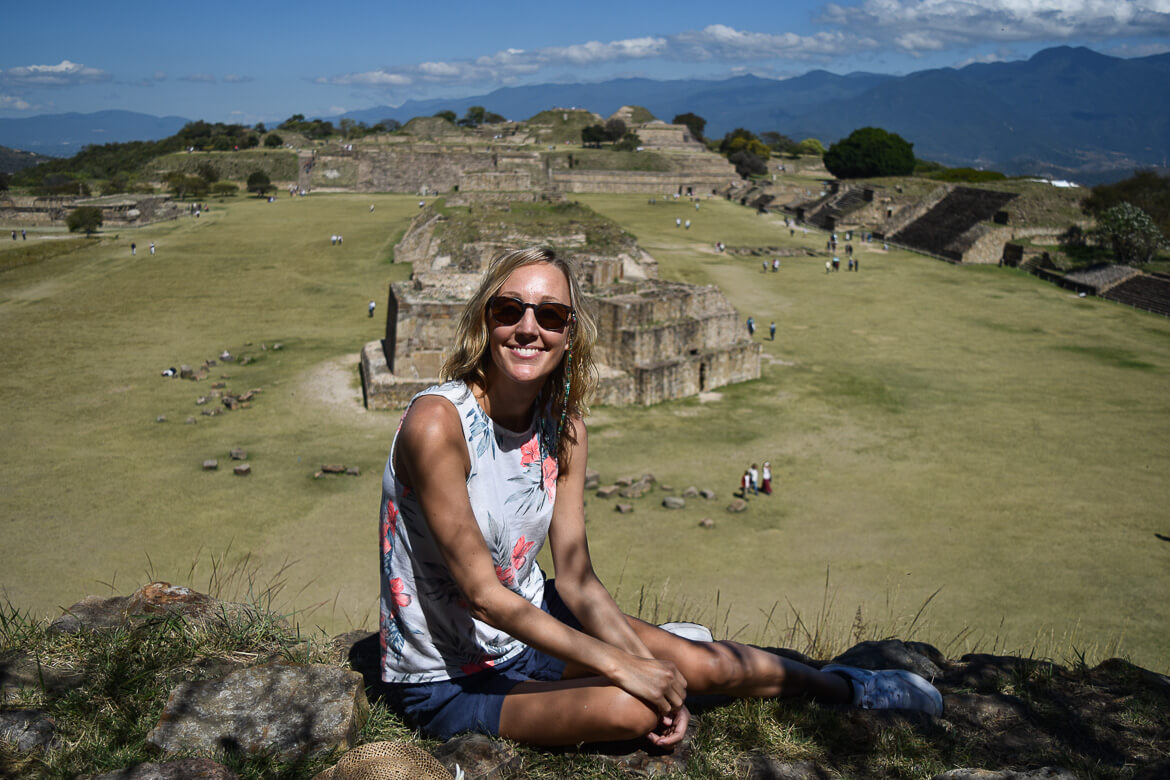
[560,615,851,703]
[498,676,660,746]
[498,614,851,746]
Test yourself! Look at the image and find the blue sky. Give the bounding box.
[3,0,1168,123]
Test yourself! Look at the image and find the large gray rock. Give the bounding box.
[49,583,265,636]
[736,755,830,779]
[662,496,686,509]
[432,733,519,779]
[91,757,239,779]
[726,498,748,513]
[0,651,85,701]
[0,709,56,752]
[830,639,945,680]
[146,663,367,758]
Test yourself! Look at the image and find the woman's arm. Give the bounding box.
[396,398,686,718]
[546,416,657,656]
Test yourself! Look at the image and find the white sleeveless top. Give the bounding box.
[379,380,558,684]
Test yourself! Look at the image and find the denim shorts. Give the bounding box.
[382,579,582,739]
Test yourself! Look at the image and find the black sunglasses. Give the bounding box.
[487,296,574,331]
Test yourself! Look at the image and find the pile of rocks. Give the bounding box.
[314,464,361,479]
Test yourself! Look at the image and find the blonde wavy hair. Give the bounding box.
[440,247,598,464]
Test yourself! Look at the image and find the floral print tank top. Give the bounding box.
[379,381,558,683]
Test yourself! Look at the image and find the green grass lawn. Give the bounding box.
[2,193,1168,673]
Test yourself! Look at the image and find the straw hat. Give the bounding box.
[312,741,458,780]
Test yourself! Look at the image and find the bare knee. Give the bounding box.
[606,690,661,740]
[692,641,752,691]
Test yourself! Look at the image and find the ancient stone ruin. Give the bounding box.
[360,200,760,409]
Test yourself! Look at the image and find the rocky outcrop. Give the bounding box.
[4,583,1168,778]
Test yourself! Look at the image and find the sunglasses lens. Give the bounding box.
[489,298,524,325]
[535,304,571,331]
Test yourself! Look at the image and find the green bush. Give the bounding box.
[263,133,283,148]
[824,127,914,179]
[66,206,103,236]
[211,181,239,197]
[1092,202,1165,264]
[246,170,273,196]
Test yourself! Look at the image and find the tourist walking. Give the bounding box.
[749,463,759,495]
[769,321,776,341]
[762,462,772,495]
[369,300,377,318]
[374,246,943,747]
[746,316,755,336]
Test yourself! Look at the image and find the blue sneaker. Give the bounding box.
[822,664,943,716]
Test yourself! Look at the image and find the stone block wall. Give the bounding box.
[551,171,731,195]
[459,171,533,191]
[635,124,703,150]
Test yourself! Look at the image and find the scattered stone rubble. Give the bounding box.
[4,581,1167,778]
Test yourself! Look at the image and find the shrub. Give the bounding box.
[613,132,642,152]
[672,113,706,142]
[66,206,103,236]
[263,133,283,148]
[1092,202,1165,264]
[824,127,914,179]
[211,181,239,197]
[246,170,273,196]
[730,150,768,179]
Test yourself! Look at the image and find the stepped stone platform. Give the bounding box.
[361,201,760,409]
[891,187,1018,262]
[1100,273,1170,318]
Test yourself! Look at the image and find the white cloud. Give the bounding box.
[819,0,1170,53]
[0,94,34,110]
[0,60,109,87]
[181,73,217,83]
[321,26,865,93]
[223,74,254,83]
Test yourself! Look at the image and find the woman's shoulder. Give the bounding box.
[399,392,466,454]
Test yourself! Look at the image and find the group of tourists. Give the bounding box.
[739,461,773,496]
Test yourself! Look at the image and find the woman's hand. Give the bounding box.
[648,705,690,747]
[609,654,688,717]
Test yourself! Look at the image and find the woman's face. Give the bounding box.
[485,262,572,391]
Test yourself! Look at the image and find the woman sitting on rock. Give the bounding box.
[378,247,942,746]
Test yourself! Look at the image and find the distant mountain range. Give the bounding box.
[2,47,1167,182]
[0,110,189,159]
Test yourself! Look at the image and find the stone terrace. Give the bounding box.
[1100,273,1170,318]
[891,187,1018,262]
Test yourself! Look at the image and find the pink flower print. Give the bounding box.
[388,577,411,613]
[511,536,535,573]
[495,563,516,587]
[461,657,496,675]
[520,436,540,467]
[541,456,558,499]
[381,499,399,554]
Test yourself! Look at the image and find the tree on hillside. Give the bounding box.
[798,138,826,156]
[377,119,402,133]
[760,131,800,156]
[1083,170,1170,238]
[672,112,706,142]
[729,150,767,179]
[613,131,642,152]
[581,125,607,148]
[604,118,627,143]
[1,172,11,191]
[254,122,267,134]
[165,172,208,199]
[457,106,505,127]
[1092,202,1165,264]
[246,170,273,197]
[66,206,103,236]
[196,162,219,184]
[719,129,770,161]
[823,127,914,179]
[433,110,457,123]
[264,133,284,148]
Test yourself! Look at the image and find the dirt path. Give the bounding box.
[295,353,376,425]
